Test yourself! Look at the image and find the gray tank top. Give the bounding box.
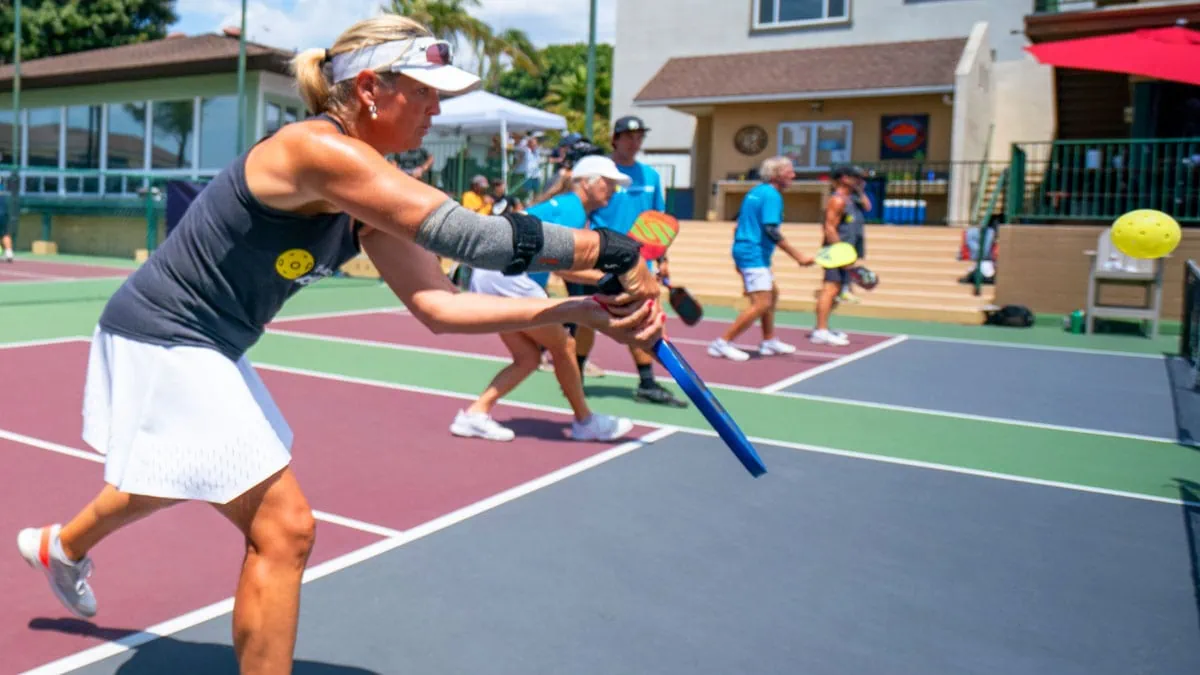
[837,191,866,246]
[98,113,362,361]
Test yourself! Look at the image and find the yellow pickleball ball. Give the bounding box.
[1110,209,1181,259]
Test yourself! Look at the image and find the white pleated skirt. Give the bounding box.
[81,327,294,504]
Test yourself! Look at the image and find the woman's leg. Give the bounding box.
[18,485,178,618]
[58,486,179,560]
[525,324,589,422]
[526,324,633,441]
[465,331,541,417]
[212,466,316,675]
[451,331,541,441]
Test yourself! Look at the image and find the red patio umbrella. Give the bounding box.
[1026,25,1200,87]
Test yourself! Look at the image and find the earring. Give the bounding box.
[369,103,378,120]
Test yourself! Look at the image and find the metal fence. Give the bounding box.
[1006,138,1200,224]
[849,160,1010,227]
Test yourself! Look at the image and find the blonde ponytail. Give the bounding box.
[289,14,433,117]
[292,48,331,116]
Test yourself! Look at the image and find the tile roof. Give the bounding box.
[0,32,296,91]
[634,37,967,104]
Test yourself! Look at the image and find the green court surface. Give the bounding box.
[6,259,1196,508]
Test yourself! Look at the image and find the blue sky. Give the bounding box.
[171,0,616,54]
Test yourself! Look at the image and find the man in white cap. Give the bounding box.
[456,155,637,441]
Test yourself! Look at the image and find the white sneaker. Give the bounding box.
[759,338,797,356]
[810,329,850,347]
[707,339,750,362]
[17,524,98,618]
[571,414,634,441]
[449,410,516,442]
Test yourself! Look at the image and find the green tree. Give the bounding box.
[498,43,613,144]
[384,0,537,84]
[0,0,178,63]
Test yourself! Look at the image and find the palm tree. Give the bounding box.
[542,64,610,143]
[385,1,538,89]
[478,28,538,91]
[385,0,491,49]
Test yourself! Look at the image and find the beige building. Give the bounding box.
[613,0,1056,223]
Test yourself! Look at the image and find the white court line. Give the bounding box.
[0,336,89,350]
[0,269,75,281]
[761,335,909,393]
[0,275,128,287]
[690,313,1169,360]
[18,427,675,675]
[2,335,1186,498]
[249,363,1199,508]
[263,329,1180,445]
[270,306,405,324]
[0,426,403,539]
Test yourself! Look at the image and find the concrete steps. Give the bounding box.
[662,221,995,324]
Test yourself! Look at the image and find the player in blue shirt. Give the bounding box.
[708,157,815,361]
[454,155,638,442]
[586,116,685,407]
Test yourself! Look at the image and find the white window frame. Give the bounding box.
[753,0,850,30]
[777,120,853,171]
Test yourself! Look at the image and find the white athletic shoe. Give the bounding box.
[17,524,97,619]
[707,339,750,362]
[759,338,797,356]
[571,414,634,442]
[810,329,850,347]
[449,410,516,442]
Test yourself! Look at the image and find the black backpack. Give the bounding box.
[984,304,1034,328]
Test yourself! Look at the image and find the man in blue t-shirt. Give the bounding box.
[707,156,815,362]
[584,116,685,408]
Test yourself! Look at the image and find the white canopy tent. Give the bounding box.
[430,90,567,184]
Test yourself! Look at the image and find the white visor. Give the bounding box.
[571,155,632,187]
[330,37,480,95]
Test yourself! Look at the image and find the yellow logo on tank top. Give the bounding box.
[275,249,315,280]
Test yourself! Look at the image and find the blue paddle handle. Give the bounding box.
[597,274,767,477]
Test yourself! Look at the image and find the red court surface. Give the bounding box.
[268,311,891,390]
[3,339,654,672]
[0,441,383,675]
[0,259,129,282]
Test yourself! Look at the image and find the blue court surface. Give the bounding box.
[43,432,1200,675]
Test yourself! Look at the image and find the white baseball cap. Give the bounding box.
[330,37,480,95]
[571,155,632,186]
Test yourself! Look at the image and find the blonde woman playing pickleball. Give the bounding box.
[14,15,662,675]
[455,156,639,442]
[708,156,815,362]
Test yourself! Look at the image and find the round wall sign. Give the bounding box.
[734,125,768,156]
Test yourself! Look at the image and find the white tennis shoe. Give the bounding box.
[571,414,633,441]
[810,329,850,347]
[17,524,98,619]
[450,411,516,442]
[707,338,750,362]
[759,338,797,356]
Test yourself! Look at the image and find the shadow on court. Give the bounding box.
[1178,479,1200,641]
[28,621,378,674]
[1162,356,1200,447]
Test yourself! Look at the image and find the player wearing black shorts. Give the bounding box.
[814,165,869,346]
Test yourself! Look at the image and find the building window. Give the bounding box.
[755,0,848,29]
[25,108,61,193]
[199,96,239,170]
[151,99,196,170]
[65,105,102,194]
[0,110,14,168]
[778,120,852,170]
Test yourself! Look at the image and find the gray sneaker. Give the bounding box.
[17,524,97,618]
